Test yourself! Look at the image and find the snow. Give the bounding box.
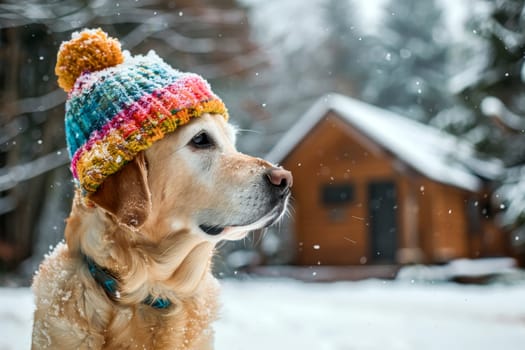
[496,165,525,227]
[266,94,502,192]
[0,288,34,349]
[481,96,525,132]
[397,257,519,282]
[2,278,525,350]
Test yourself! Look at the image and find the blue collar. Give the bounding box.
[84,255,172,310]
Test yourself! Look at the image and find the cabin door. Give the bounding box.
[368,181,398,263]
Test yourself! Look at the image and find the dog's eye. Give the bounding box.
[189,132,214,149]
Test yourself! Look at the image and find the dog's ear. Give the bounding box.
[88,152,152,229]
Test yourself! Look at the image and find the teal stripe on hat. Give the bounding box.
[65,60,183,158]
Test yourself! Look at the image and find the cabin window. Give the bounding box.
[321,183,355,206]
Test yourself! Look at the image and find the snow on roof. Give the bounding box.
[266,93,502,192]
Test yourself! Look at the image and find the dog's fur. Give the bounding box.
[32,114,291,349]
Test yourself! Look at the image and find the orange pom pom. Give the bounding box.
[55,28,124,92]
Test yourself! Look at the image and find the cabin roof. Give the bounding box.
[266,93,503,192]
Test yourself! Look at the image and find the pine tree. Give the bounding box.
[363,0,453,122]
[236,0,371,152]
[458,0,525,160]
[455,0,525,261]
[321,0,368,97]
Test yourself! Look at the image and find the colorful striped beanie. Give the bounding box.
[55,28,228,193]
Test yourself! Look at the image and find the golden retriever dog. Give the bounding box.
[32,113,292,349]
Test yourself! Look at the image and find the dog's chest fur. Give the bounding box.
[32,242,219,350]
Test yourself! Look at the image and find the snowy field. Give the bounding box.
[1,278,525,350]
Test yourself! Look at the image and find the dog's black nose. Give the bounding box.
[266,167,293,195]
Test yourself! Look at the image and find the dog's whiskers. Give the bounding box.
[253,228,266,247]
[236,128,261,135]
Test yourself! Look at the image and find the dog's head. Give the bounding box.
[56,29,291,246]
[88,113,292,243]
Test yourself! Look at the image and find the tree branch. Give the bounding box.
[0,148,69,192]
[2,89,65,117]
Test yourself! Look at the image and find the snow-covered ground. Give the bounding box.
[2,278,524,350]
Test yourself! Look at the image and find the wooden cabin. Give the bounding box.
[266,94,508,266]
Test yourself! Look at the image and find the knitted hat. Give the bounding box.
[56,28,228,193]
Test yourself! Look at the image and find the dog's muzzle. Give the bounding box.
[199,167,292,236]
